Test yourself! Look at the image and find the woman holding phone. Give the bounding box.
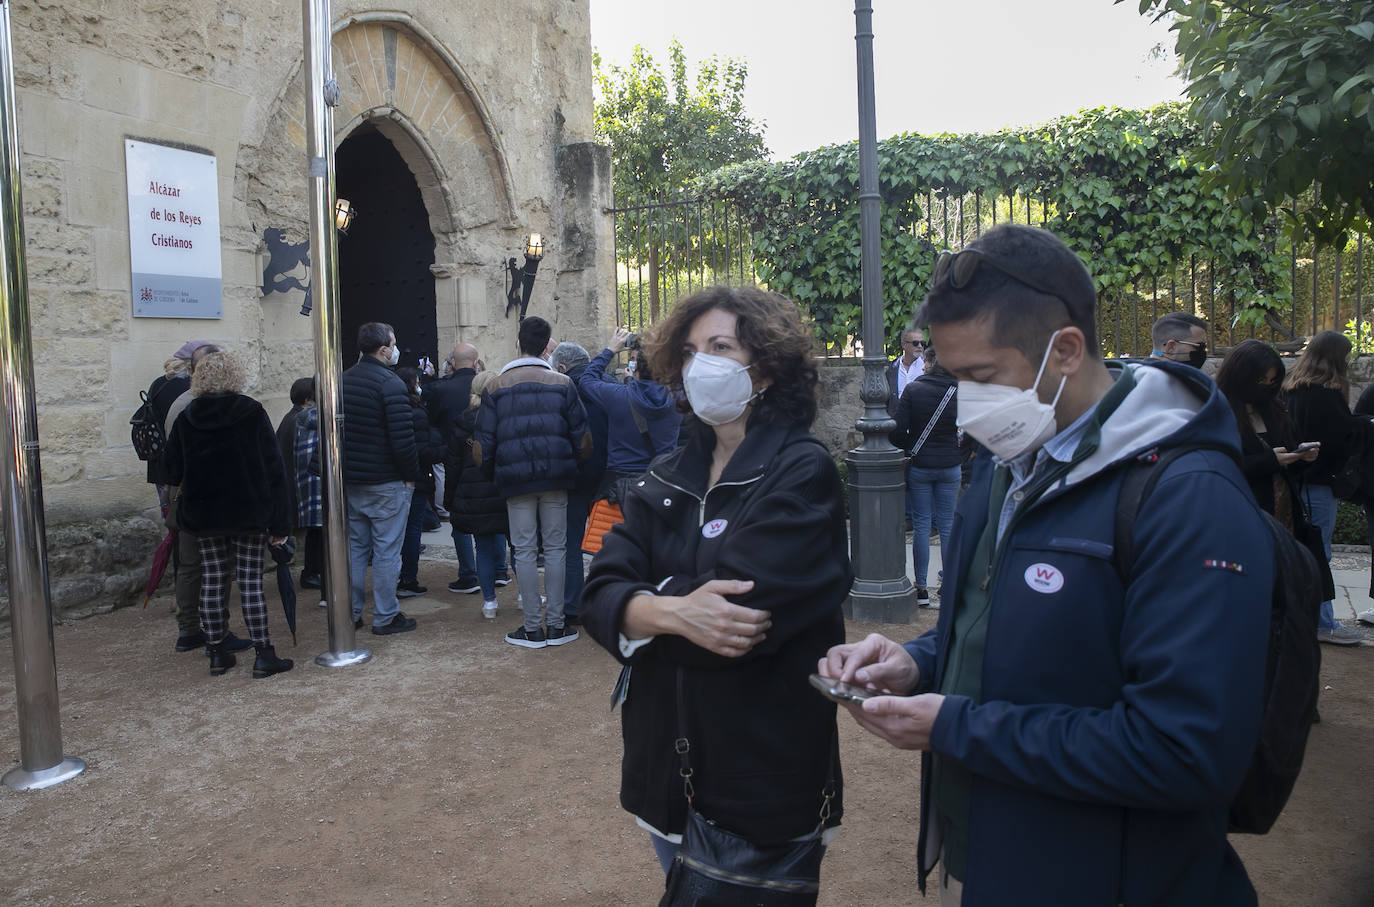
[581,286,852,895]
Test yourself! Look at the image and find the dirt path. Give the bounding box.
[1,557,1371,905]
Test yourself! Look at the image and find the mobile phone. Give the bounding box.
[809,673,881,704]
[1297,441,1321,451]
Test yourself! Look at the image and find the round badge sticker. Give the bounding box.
[1023,562,1064,594]
[702,519,728,539]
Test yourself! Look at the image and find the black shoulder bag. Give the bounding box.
[659,669,834,906]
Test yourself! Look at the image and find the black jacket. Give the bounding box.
[1284,384,1368,487]
[425,367,476,445]
[581,420,850,844]
[890,371,960,466]
[275,404,303,518]
[341,356,419,485]
[144,372,189,485]
[407,399,446,496]
[163,393,291,537]
[446,407,509,536]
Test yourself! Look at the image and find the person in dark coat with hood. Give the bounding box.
[447,370,510,619]
[163,350,293,679]
[582,286,851,881]
[396,366,447,597]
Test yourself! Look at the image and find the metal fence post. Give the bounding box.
[303,0,369,668]
[0,0,85,791]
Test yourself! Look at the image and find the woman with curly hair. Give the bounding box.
[582,286,852,897]
[163,350,294,677]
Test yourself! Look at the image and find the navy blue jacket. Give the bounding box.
[905,360,1270,905]
[473,357,592,498]
[566,358,614,495]
[341,356,418,485]
[575,348,681,473]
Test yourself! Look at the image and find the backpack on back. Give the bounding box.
[1113,445,1322,835]
[130,383,167,462]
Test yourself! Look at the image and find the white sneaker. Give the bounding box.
[482,600,498,620]
[1357,608,1374,626]
[318,599,328,609]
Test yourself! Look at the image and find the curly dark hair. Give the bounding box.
[642,286,818,427]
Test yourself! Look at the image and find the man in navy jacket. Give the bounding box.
[474,316,591,649]
[342,321,420,635]
[823,225,1271,906]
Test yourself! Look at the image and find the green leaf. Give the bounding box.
[1297,104,1322,131]
[1332,73,1371,103]
[1347,22,1374,42]
[1306,59,1327,90]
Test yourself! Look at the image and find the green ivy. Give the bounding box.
[699,104,1291,356]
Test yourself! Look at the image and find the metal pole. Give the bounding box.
[303,0,369,668]
[845,0,916,623]
[0,0,85,790]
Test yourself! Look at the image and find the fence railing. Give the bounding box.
[609,191,1372,358]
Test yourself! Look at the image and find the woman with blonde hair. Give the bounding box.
[446,369,510,619]
[1282,330,1370,645]
[163,350,294,676]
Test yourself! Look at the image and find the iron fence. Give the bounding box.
[608,191,1372,359]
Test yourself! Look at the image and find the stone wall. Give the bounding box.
[2,0,612,622]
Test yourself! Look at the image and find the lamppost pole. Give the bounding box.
[0,0,86,790]
[303,0,369,667]
[845,0,916,623]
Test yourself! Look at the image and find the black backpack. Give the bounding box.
[1113,445,1322,834]
[130,383,167,462]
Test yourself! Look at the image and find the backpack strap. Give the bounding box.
[629,399,656,459]
[1112,443,1239,581]
[908,385,955,459]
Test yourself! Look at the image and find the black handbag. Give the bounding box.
[659,670,834,907]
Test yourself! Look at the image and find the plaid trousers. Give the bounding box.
[198,534,270,646]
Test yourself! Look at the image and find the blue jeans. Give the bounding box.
[346,481,411,626]
[451,526,508,583]
[909,464,961,588]
[1302,483,1338,630]
[565,489,592,615]
[399,487,428,584]
[650,834,680,874]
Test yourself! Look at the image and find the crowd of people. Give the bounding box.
[141,222,1371,903]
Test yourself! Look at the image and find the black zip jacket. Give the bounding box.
[1284,384,1367,487]
[163,393,290,537]
[891,371,961,466]
[581,419,851,845]
[407,399,445,496]
[341,356,419,485]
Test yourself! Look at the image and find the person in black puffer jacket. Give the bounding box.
[890,346,961,607]
[341,322,421,635]
[397,367,447,598]
[447,370,511,619]
[162,350,293,679]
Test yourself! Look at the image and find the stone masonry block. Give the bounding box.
[27,251,93,287]
[94,226,133,292]
[67,164,127,229]
[38,407,106,457]
[78,45,148,118]
[17,90,81,161]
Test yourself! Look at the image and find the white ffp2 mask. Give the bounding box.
[956,330,1066,461]
[682,352,758,425]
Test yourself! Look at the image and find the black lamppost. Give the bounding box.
[845,0,916,623]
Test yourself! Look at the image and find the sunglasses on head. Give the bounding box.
[933,248,1076,313]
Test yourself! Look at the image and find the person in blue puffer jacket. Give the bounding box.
[823,225,1271,906]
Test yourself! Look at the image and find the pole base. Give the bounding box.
[314,648,372,668]
[845,580,918,624]
[3,756,86,791]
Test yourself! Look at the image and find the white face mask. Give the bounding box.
[956,330,1066,462]
[388,342,400,366]
[682,352,758,426]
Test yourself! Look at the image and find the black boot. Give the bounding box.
[208,641,237,676]
[252,644,294,679]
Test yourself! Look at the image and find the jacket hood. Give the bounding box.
[627,377,676,413]
[183,393,263,431]
[1061,358,1239,489]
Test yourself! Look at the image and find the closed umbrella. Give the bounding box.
[142,529,177,608]
[270,537,297,645]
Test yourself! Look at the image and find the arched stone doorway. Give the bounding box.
[336,124,437,371]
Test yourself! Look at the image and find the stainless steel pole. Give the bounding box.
[303,0,369,668]
[0,0,86,790]
[845,0,916,623]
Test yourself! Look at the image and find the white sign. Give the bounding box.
[124,139,222,318]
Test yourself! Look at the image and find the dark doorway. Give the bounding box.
[335,125,437,372]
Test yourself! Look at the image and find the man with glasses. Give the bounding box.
[886,327,927,417]
[1151,312,1210,367]
[821,224,1271,905]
